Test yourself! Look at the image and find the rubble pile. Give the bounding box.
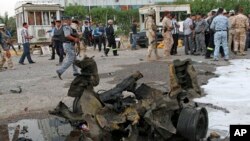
[49,57,208,141]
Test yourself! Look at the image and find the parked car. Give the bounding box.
[130,28,163,48]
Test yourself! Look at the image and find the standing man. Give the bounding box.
[194,13,209,56]
[162,11,173,58]
[99,23,106,52]
[19,22,35,65]
[228,10,236,53]
[52,19,64,65]
[82,20,92,47]
[171,14,180,55]
[71,20,82,56]
[210,8,229,61]
[232,7,249,56]
[183,14,194,55]
[245,14,250,50]
[0,24,14,71]
[205,10,216,59]
[131,20,138,50]
[105,19,118,56]
[56,17,79,79]
[48,21,56,60]
[92,24,101,51]
[145,9,160,60]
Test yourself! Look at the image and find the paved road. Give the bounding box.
[0,46,249,121]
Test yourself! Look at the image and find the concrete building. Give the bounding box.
[65,0,175,6]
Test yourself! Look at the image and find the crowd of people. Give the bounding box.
[143,7,250,61]
[183,7,249,61]
[0,6,250,79]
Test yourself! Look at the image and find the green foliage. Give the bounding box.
[64,5,139,35]
[164,0,250,15]
[90,7,139,35]
[0,12,16,38]
[90,7,116,24]
[64,4,87,19]
[115,9,139,35]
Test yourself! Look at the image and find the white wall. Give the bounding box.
[67,0,174,6]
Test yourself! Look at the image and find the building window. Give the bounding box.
[50,12,56,23]
[43,12,49,25]
[35,12,42,25]
[28,12,35,25]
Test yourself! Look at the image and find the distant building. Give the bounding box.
[65,0,175,6]
[63,0,176,10]
[18,0,176,8]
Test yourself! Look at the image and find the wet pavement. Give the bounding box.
[0,118,72,141]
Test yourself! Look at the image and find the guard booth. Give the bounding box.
[138,4,191,32]
[15,1,64,46]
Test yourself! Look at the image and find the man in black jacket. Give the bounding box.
[105,19,118,56]
[53,19,64,65]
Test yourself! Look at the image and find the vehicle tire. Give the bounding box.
[177,107,208,141]
[73,96,82,113]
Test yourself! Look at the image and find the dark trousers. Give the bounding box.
[93,36,102,51]
[100,36,106,51]
[205,32,214,58]
[245,31,250,51]
[83,34,92,46]
[105,37,117,56]
[54,40,64,63]
[50,42,56,59]
[19,42,33,63]
[171,34,178,55]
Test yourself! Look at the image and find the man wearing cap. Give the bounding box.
[210,8,229,61]
[145,9,160,60]
[56,17,79,79]
[53,19,64,65]
[228,10,236,53]
[19,22,35,65]
[162,11,173,58]
[232,7,249,55]
[194,13,209,56]
[0,23,14,71]
[105,19,118,56]
[82,20,92,47]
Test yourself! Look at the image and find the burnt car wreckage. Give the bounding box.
[49,56,208,141]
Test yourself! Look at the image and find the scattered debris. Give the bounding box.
[196,102,230,113]
[49,57,208,141]
[10,86,22,94]
[207,132,221,141]
[16,137,32,141]
[24,107,28,112]
[20,126,28,134]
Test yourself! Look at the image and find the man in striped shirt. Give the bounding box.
[19,22,35,65]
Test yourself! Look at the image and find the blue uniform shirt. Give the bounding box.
[210,15,229,31]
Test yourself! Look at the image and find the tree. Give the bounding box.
[64,4,87,20]
[0,12,16,38]
[90,7,116,24]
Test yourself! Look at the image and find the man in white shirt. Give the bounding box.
[171,14,180,55]
[19,22,35,65]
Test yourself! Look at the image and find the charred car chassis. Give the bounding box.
[49,57,208,141]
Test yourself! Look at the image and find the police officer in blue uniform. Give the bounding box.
[210,8,229,61]
[56,16,79,79]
